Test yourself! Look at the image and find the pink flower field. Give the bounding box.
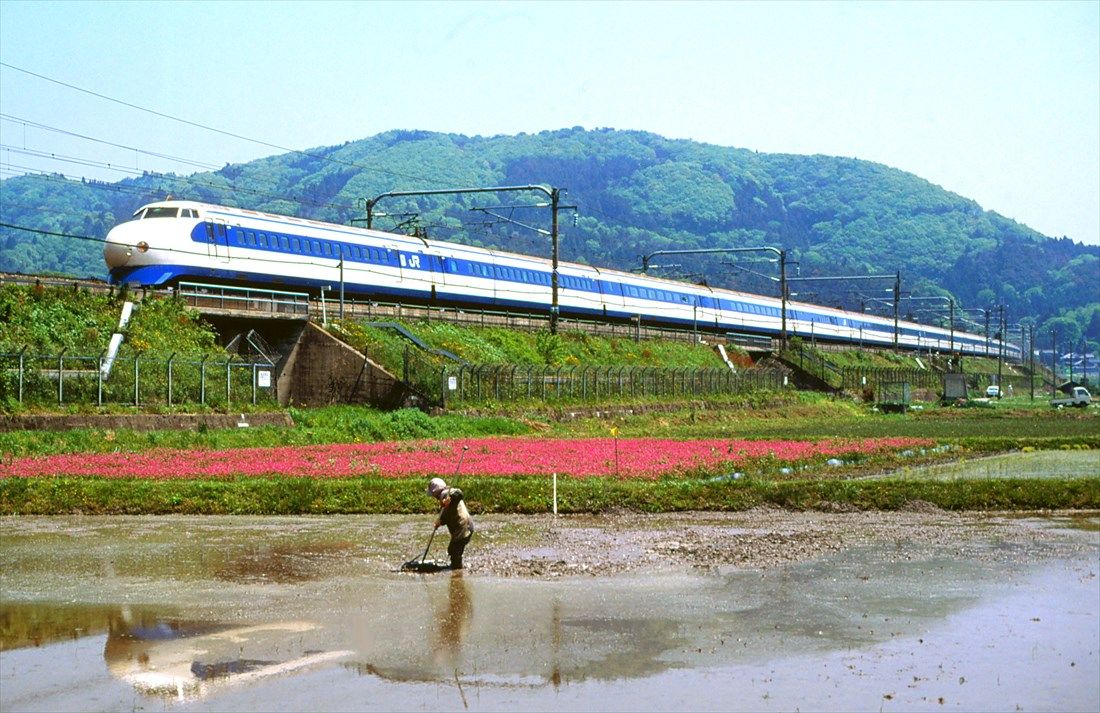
[0,437,934,480]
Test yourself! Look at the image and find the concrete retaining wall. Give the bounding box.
[278,322,410,408]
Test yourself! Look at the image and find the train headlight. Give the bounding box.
[137,241,149,253]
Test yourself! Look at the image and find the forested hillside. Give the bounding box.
[1,127,1096,348]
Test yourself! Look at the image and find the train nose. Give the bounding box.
[103,223,146,269]
[103,237,132,268]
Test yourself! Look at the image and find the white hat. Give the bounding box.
[427,478,447,498]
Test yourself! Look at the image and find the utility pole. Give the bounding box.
[996,304,1004,398]
[893,271,900,350]
[984,309,991,356]
[1025,322,1035,401]
[1051,328,1057,398]
[550,187,560,335]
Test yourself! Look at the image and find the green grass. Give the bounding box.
[3,398,1098,458]
[2,473,1096,516]
[0,406,534,457]
[334,319,731,371]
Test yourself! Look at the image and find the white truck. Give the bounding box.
[1050,386,1092,408]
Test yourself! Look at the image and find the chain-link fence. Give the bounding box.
[435,364,789,408]
[0,350,279,409]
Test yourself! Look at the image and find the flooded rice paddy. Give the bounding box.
[1,452,1098,711]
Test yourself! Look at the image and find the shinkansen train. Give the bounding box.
[103,200,1018,358]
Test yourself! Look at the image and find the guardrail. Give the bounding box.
[177,282,310,317]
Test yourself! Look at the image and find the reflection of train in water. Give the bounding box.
[104,614,350,698]
[103,200,1017,358]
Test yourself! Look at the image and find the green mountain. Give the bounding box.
[1,127,1097,348]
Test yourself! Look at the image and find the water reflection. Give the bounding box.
[0,602,153,651]
[103,613,351,698]
[434,571,472,668]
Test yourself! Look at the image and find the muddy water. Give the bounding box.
[1,512,1097,712]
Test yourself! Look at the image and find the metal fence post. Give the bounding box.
[57,348,67,404]
[252,362,258,405]
[200,354,209,405]
[18,346,27,404]
[133,353,140,406]
[97,349,105,406]
[225,357,233,407]
[167,353,176,407]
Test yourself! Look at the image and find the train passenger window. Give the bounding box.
[233,233,244,246]
[247,232,256,246]
[291,238,301,251]
[258,234,268,247]
[280,236,289,250]
[312,241,321,254]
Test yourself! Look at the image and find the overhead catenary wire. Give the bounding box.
[0,64,582,251]
[0,150,361,215]
[0,112,367,209]
[0,113,224,172]
[0,62,450,187]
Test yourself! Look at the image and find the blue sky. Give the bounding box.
[1,1,1097,245]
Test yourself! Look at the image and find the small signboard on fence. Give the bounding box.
[257,370,272,388]
[942,373,967,401]
[877,381,911,413]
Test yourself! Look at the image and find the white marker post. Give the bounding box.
[552,472,558,516]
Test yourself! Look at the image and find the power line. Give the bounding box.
[0,222,106,244]
[0,149,360,214]
[1,113,223,172]
[1,61,447,187]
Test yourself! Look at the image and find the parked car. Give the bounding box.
[1050,386,1092,408]
[985,385,1001,398]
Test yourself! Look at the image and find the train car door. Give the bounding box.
[388,247,403,287]
[207,219,230,263]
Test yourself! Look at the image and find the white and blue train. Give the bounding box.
[103,200,1017,358]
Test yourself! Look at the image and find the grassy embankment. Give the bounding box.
[2,284,1095,515]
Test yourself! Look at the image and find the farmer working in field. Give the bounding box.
[427,477,473,569]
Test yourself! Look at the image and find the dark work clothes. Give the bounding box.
[438,487,473,569]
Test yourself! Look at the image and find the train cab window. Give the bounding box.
[144,207,179,219]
